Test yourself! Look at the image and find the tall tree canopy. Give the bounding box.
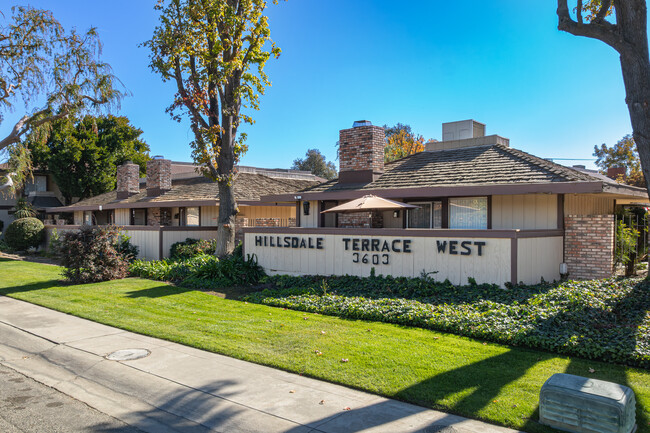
[557,1,650,192]
[0,6,123,188]
[382,123,430,163]
[26,115,149,205]
[292,149,337,180]
[145,0,281,256]
[593,134,645,187]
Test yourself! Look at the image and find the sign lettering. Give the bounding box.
[435,240,486,256]
[254,235,324,250]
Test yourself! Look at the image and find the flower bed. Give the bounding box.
[245,275,650,368]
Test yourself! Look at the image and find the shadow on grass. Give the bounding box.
[0,280,63,296]
[125,284,195,298]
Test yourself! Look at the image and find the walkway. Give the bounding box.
[0,297,521,433]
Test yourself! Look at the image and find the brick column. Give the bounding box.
[564,215,614,280]
[235,217,249,245]
[116,162,140,199]
[338,212,372,228]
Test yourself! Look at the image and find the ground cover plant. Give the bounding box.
[0,258,648,433]
[245,275,650,368]
[129,244,264,288]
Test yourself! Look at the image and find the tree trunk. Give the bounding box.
[215,177,237,257]
[214,99,238,258]
[620,51,650,192]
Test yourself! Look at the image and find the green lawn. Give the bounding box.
[1,258,648,433]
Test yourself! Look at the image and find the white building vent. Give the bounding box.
[539,373,636,433]
[442,120,485,141]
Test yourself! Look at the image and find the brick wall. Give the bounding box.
[146,159,172,196]
[564,215,614,280]
[116,163,139,198]
[254,218,281,227]
[235,217,249,245]
[338,125,385,175]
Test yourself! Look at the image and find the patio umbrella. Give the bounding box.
[320,195,419,213]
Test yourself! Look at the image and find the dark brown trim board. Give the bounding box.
[159,230,164,260]
[511,237,518,285]
[44,224,220,232]
[295,201,301,227]
[49,199,297,214]
[557,194,564,229]
[487,195,492,229]
[241,226,564,239]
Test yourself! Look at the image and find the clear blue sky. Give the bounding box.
[0,1,636,170]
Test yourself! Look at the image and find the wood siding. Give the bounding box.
[161,229,219,258]
[239,205,294,221]
[298,201,319,228]
[124,229,159,259]
[564,194,615,216]
[115,209,130,225]
[201,206,219,226]
[73,211,83,225]
[517,236,563,284]
[492,194,557,229]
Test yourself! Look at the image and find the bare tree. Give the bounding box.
[557,1,650,192]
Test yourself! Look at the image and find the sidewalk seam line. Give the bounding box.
[1,317,313,431]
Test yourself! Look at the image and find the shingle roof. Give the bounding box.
[302,144,605,193]
[58,173,319,210]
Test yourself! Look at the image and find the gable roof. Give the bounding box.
[50,173,320,212]
[265,144,648,201]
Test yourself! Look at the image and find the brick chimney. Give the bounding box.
[338,120,385,184]
[607,166,626,181]
[116,162,140,199]
[146,156,172,197]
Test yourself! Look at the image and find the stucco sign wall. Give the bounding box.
[246,232,512,286]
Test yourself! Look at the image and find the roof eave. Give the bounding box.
[602,183,649,198]
[259,181,606,202]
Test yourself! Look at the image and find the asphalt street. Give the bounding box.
[0,364,140,433]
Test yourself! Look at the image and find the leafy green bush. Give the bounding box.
[11,198,37,219]
[245,275,650,368]
[4,217,44,251]
[114,233,139,262]
[169,238,218,259]
[130,251,265,288]
[60,225,129,283]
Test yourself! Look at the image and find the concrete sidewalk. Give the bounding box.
[0,297,522,433]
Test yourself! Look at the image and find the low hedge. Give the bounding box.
[245,275,650,368]
[129,251,265,288]
[169,238,218,260]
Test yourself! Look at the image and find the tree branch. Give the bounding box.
[173,57,208,129]
[0,108,68,151]
[557,0,623,51]
[594,0,612,23]
[577,0,583,24]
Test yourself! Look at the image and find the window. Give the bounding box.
[131,208,147,225]
[186,207,200,226]
[449,197,488,229]
[24,175,47,194]
[178,207,200,226]
[407,201,442,228]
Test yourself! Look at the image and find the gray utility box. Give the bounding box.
[539,373,636,433]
